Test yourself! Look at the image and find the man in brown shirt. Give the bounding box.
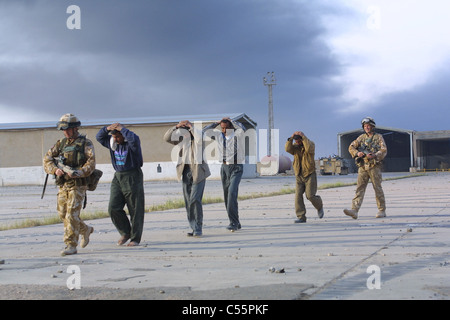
[285,131,324,223]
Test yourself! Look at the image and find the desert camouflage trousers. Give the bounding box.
[57,184,89,247]
[352,165,386,212]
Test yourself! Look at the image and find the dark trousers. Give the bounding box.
[220,164,243,227]
[182,165,206,234]
[109,167,145,243]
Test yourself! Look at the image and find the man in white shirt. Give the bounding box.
[204,117,246,231]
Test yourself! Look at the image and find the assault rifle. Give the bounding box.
[41,156,81,199]
[54,155,81,178]
[355,145,377,167]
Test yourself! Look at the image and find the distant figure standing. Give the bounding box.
[96,123,145,246]
[164,120,211,237]
[285,131,324,223]
[344,117,387,219]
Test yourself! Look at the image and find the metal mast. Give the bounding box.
[263,72,276,156]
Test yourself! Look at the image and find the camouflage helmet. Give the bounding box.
[361,116,376,128]
[57,113,81,130]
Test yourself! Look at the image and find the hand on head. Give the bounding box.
[176,120,192,129]
[107,123,124,132]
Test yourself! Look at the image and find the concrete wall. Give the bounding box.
[0,124,177,168]
[0,120,258,186]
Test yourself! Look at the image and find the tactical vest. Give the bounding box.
[357,134,382,168]
[55,135,87,187]
[361,136,380,154]
[60,136,87,167]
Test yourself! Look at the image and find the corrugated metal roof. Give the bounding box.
[339,127,450,138]
[0,113,257,130]
[338,126,415,136]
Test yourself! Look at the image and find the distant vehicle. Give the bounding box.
[319,156,348,175]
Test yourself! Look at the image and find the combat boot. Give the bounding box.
[376,211,386,218]
[81,226,94,248]
[343,208,358,219]
[61,246,77,256]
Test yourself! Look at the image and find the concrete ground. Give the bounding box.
[0,172,449,301]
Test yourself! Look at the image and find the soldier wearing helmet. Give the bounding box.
[343,117,387,219]
[56,113,81,130]
[43,114,96,256]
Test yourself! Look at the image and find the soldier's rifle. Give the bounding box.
[53,155,81,178]
[40,156,81,199]
[355,144,378,166]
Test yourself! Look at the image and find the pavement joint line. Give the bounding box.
[306,203,448,299]
[307,230,404,298]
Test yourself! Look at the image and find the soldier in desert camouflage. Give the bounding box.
[43,114,96,256]
[344,117,387,219]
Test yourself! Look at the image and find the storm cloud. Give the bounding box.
[1,0,449,157]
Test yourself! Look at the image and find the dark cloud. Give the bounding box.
[367,65,450,132]
[0,1,341,120]
[11,0,449,157]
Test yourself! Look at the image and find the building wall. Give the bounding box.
[415,138,450,169]
[0,120,258,186]
[0,123,189,168]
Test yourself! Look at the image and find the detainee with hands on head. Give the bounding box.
[164,120,211,237]
[203,117,246,231]
[285,130,324,223]
[96,122,145,246]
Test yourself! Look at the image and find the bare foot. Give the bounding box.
[117,235,130,246]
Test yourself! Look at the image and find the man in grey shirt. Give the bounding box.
[204,117,246,232]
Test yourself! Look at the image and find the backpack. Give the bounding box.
[86,169,103,191]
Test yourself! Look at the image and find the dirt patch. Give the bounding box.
[0,283,313,300]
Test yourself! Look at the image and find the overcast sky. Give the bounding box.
[1,0,450,157]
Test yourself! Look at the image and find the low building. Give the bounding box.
[0,113,258,186]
